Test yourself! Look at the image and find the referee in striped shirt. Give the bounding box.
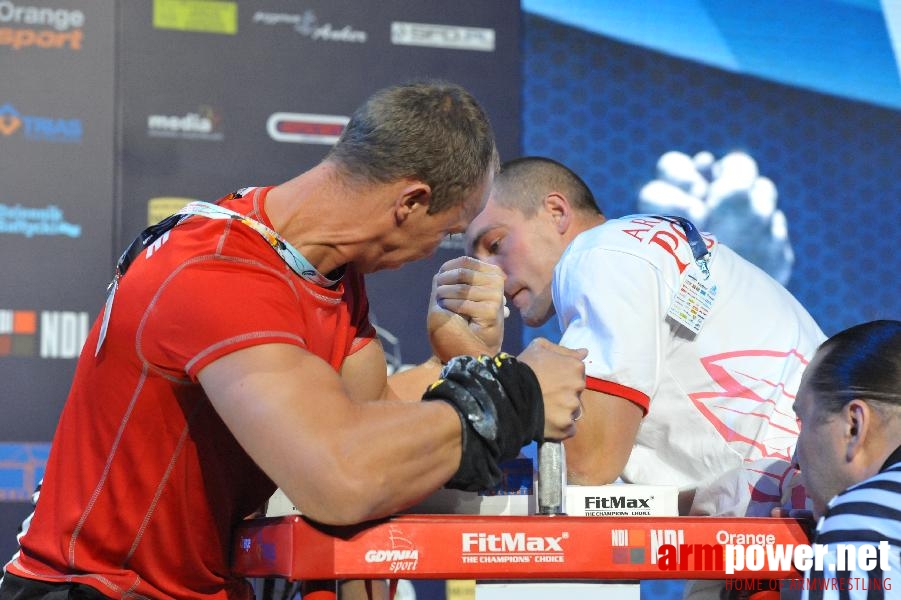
[793,319,901,600]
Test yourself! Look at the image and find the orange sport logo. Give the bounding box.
[0,1,85,51]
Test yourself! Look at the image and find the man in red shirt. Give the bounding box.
[0,81,586,599]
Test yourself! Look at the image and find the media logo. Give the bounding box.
[0,308,90,359]
[0,442,49,502]
[391,21,495,52]
[152,0,237,35]
[147,106,224,141]
[266,112,348,145]
[252,10,366,43]
[0,202,82,238]
[0,103,82,143]
[0,1,84,50]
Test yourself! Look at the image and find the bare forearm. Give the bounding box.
[383,356,443,400]
[561,388,643,485]
[282,398,462,524]
[201,344,464,527]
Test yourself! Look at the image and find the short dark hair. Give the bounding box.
[493,156,602,217]
[807,320,901,418]
[327,80,498,214]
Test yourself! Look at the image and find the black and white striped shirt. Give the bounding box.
[803,444,901,600]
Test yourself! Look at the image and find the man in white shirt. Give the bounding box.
[465,156,826,518]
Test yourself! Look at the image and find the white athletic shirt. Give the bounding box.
[554,216,825,516]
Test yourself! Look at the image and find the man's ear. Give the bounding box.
[844,399,870,461]
[543,192,572,234]
[394,181,432,225]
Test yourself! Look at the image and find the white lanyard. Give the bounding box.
[95,196,342,355]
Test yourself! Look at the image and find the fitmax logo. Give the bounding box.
[585,496,651,509]
[462,532,565,553]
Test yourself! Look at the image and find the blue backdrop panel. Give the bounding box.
[522,13,900,339]
[520,12,900,600]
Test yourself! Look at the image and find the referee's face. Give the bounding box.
[794,357,855,515]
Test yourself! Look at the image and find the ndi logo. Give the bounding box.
[0,308,89,358]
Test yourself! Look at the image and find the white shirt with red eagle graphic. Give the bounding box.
[554,215,825,516]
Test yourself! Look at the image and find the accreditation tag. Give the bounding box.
[667,263,717,335]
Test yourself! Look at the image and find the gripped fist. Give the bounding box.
[517,337,587,441]
[428,256,507,362]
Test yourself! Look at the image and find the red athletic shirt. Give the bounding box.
[7,187,375,598]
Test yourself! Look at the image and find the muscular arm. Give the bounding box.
[199,343,462,525]
[340,337,392,401]
[339,336,444,401]
[563,388,644,484]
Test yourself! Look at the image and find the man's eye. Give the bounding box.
[487,238,502,254]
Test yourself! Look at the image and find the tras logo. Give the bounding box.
[0,308,90,359]
[0,103,82,143]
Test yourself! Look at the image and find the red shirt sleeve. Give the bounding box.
[586,376,650,415]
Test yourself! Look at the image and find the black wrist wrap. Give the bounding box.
[421,353,544,491]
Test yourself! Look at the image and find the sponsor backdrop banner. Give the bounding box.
[0,0,522,587]
[0,0,116,559]
[117,0,523,373]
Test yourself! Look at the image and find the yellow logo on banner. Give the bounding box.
[152,0,238,35]
[446,580,475,599]
[148,197,195,226]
